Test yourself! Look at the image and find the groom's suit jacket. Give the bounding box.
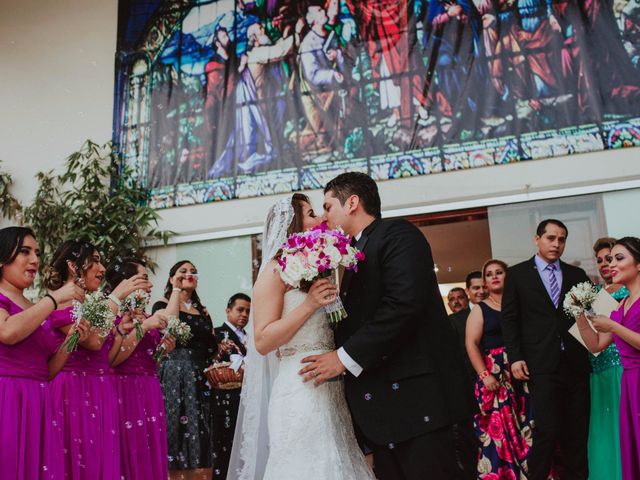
[336,218,472,445]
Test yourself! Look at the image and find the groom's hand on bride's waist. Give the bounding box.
[299,351,346,386]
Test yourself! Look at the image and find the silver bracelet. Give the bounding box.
[172,288,182,293]
[107,293,122,307]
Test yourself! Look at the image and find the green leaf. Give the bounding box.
[22,140,171,292]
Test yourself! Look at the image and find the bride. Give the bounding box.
[227,194,376,480]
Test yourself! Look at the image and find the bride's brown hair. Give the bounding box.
[287,193,311,235]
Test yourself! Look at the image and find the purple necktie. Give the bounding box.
[547,264,560,308]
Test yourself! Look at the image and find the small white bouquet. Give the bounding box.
[120,289,150,340]
[153,315,192,363]
[563,282,598,319]
[61,290,116,353]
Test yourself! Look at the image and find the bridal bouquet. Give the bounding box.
[563,282,598,319]
[277,223,365,324]
[61,290,116,353]
[120,289,150,340]
[153,315,192,363]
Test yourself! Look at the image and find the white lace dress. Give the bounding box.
[262,290,376,480]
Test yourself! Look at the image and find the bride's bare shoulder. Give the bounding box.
[254,260,286,294]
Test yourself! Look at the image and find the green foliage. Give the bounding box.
[23,140,171,287]
[0,160,22,221]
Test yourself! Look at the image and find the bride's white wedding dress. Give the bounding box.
[262,289,376,480]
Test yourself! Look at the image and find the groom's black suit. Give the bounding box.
[336,218,472,479]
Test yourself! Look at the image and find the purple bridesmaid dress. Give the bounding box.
[113,318,168,479]
[0,292,64,479]
[611,297,640,480]
[46,307,121,480]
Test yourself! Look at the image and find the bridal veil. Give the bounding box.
[226,196,294,480]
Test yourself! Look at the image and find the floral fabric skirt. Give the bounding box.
[474,346,533,479]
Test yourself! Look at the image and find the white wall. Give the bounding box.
[603,189,640,238]
[0,0,118,206]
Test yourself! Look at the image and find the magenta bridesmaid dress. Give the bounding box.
[611,297,640,480]
[0,292,64,479]
[46,306,121,480]
[113,319,168,479]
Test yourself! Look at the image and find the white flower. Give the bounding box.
[280,254,306,288]
[563,282,597,319]
[324,245,342,268]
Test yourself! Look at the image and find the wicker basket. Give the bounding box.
[204,362,244,390]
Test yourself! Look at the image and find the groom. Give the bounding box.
[300,172,472,479]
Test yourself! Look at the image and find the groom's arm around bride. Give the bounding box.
[301,173,473,480]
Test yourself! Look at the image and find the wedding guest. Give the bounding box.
[466,259,533,476]
[449,288,474,379]
[153,260,219,480]
[0,227,86,479]
[448,286,479,479]
[448,287,469,314]
[104,257,174,480]
[46,240,150,480]
[211,292,251,480]
[502,219,591,480]
[588,237,627,480]
[576,236,640,479]
[466,271,488,307]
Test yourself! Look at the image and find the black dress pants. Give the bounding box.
[372,425,465,480]
[527,359,590,480]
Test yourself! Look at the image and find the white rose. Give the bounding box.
[340,246,357,267]
[279,254,305,288]
[324,245,343,269]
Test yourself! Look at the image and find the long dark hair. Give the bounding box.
[104,257,146,296]
[287,193,312,236]
[44,240,98,290]
[0,227,36,280]
[164,260,209,318]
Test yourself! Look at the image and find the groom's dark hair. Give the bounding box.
[324,172,381,218]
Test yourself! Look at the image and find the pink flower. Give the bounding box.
[488,411,504,442]
[497,466,517,480]
[480,473,499,480]
[496,439,514,463]
[497,386,508,402]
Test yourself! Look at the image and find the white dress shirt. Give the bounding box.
[225,321,247,346]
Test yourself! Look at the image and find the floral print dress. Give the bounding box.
[474,302,532,479]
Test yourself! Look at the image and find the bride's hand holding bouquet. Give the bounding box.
[302,278,338,312]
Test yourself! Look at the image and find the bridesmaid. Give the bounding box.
[465,259,533,477]
[45,240,150,479]
[153,260,220,480]
[104,257,174,480]
[0,227,85,479]
[588,237,627,480]
[577,237,640,479]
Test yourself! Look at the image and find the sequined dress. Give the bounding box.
[587,286,627,480]
[262,290,375,480]
[153,301,218,470]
